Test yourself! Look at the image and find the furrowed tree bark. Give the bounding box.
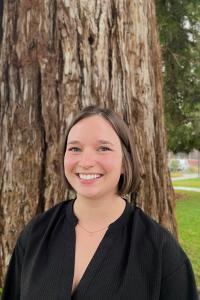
[0,0,177,285]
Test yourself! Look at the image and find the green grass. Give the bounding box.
[173,178,200,188]
[175,190,200,288]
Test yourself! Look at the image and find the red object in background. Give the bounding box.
[188,159,198,167]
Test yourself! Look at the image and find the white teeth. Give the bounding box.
[78,174,102,180]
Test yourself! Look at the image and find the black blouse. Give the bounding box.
[2,198,198,300]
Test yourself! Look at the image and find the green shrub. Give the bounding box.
[169,159,182,172]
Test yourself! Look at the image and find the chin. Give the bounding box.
[77,191,104,200]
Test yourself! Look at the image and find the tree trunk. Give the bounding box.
[0,0,177,286]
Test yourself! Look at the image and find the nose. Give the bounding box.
[79,150,96,169]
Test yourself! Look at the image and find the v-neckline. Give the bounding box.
[62,198,133,299]
[66,197,132,232]
[71,227,115,298]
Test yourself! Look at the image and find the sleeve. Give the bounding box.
[1,217,36,300]
[160,257,199,300]
[1,238,25,300]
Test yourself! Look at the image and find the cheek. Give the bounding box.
[99,155,122,171]
[64,154,77,173]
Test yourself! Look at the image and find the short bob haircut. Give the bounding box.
[61,105,141,202]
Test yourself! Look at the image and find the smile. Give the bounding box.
[77,173,103,180]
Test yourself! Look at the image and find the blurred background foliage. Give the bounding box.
[156,0,200,153]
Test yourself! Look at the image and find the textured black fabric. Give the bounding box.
[2,198,198,300]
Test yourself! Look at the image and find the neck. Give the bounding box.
[73,195,126,228]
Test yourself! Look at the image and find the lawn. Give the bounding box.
[175,190,200,289]
[173,178,200,188]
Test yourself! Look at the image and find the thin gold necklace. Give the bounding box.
[77,223,109,236]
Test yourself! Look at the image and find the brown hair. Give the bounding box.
[61,105,140,201]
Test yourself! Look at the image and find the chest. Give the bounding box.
[71,225,107,295]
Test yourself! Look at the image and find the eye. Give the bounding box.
[98,146,111,152]
[67,147,81,152]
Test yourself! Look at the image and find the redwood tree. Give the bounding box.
[0,0,176,285]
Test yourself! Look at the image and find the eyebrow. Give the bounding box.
[67,139,114,146]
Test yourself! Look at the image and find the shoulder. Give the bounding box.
[132,206,188,278]
[18,199,72,250]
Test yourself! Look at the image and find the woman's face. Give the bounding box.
[64,115,124,201]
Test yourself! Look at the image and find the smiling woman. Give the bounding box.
[64,116,124,202]
[2,106,199,300]
[62,105,140,201]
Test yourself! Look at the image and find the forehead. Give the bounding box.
[67,115,121,144]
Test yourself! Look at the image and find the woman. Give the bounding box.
[2,105,198,299]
